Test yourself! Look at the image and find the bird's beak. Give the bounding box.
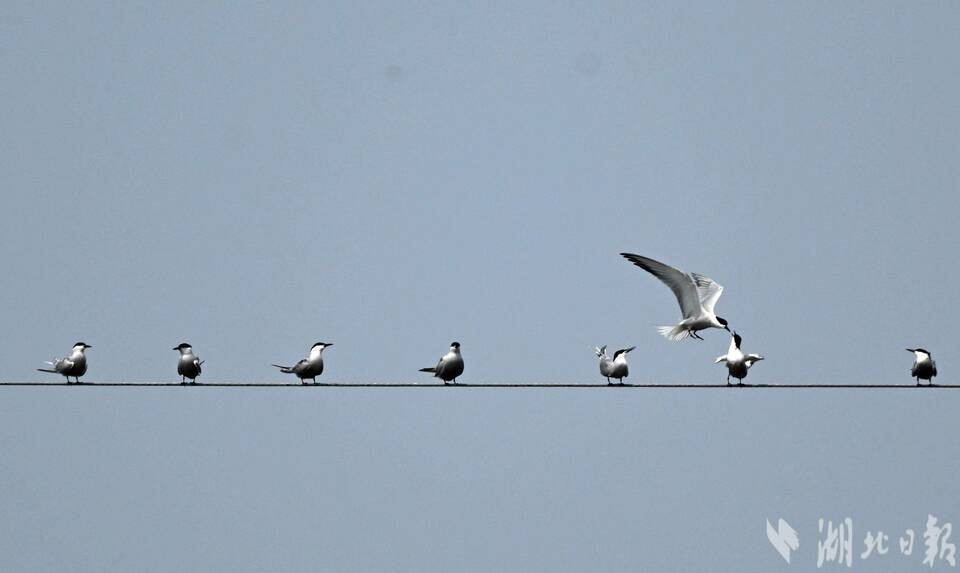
[172,346,179,350]
[85,345,93,348]
[905,348,914,352]
[724,325,731,332]
[325,343,333,347]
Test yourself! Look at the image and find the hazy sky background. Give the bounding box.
[1,2,958,571]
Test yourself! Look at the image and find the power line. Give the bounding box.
[0,382,956,389]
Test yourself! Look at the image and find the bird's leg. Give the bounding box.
[726,374,731,386]
[607,377,612,385]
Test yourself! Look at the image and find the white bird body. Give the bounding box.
[174,343,203,383]
[38,342,91,383]
[906,348,937,385]
[420,342,464,384]
[620,253,729,341]
[595,346,612,378]
[715,333,763,385]
[273,342,331,384]
[596,345,634,384]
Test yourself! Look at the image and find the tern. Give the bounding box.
[38,342,92,384]
[714,332,764,386]
[906,348,937,386]
[420,342,464,384]
[272,342,332,384]
[595,345,635,385]
[620,253,730,341]
[174,343,204,384]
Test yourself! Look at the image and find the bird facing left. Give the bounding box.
[174,343,204,384]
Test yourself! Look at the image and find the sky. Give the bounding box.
[1,2,958,571]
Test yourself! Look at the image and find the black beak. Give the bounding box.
[905,348,914,352]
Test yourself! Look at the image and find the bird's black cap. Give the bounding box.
[74,342,92,348]
[173,343,192,350]
[733,332,742,348]
[451,341,461,348]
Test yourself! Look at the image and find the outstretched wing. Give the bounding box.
[621,253,702,318]
[691,272,724,314]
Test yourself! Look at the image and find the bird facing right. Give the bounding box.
[620,253,730,341]
[715,332,764,386]
[420,342,464,384]
[595,345,635,385]
[273,342,332,384]
[906,348,937,386]
[37,342,92,384]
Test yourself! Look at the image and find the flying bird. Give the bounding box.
[420,342,464,384]
[273,342,332,384]
[715,332,764,385]
[595,345,635,385]
[906,348,937,386]
[174,343,203,384]
[620,253,730,341]
[38,342,92,384]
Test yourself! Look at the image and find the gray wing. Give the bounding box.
[621,253,702,318]
[290,359,310,376]
[691,272,724,314]
[54,358,73,374]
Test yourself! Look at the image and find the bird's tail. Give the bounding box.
[198,361,205,366]
[594,345,607,357]
[271,364,293,373]
[419,367,436,373]
[37,368,57,373]
[657,325,690,341]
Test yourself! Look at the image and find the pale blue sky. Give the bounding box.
[1,2,958,571]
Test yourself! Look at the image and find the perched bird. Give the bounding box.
[272,342,332,384]
[420,342,464,384]
[595,346,611,380]
[906,348,937,386]
[38,342,92,384]
[174,343,203,384]
[620,253,730,341]
[714,332,764,386]
[595,345,635,385]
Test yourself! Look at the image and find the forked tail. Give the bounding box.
[271,364,293,373]
[656,324,691,342]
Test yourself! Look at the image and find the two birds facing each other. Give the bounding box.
[594,332,765,386]
[616,252,762,385]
